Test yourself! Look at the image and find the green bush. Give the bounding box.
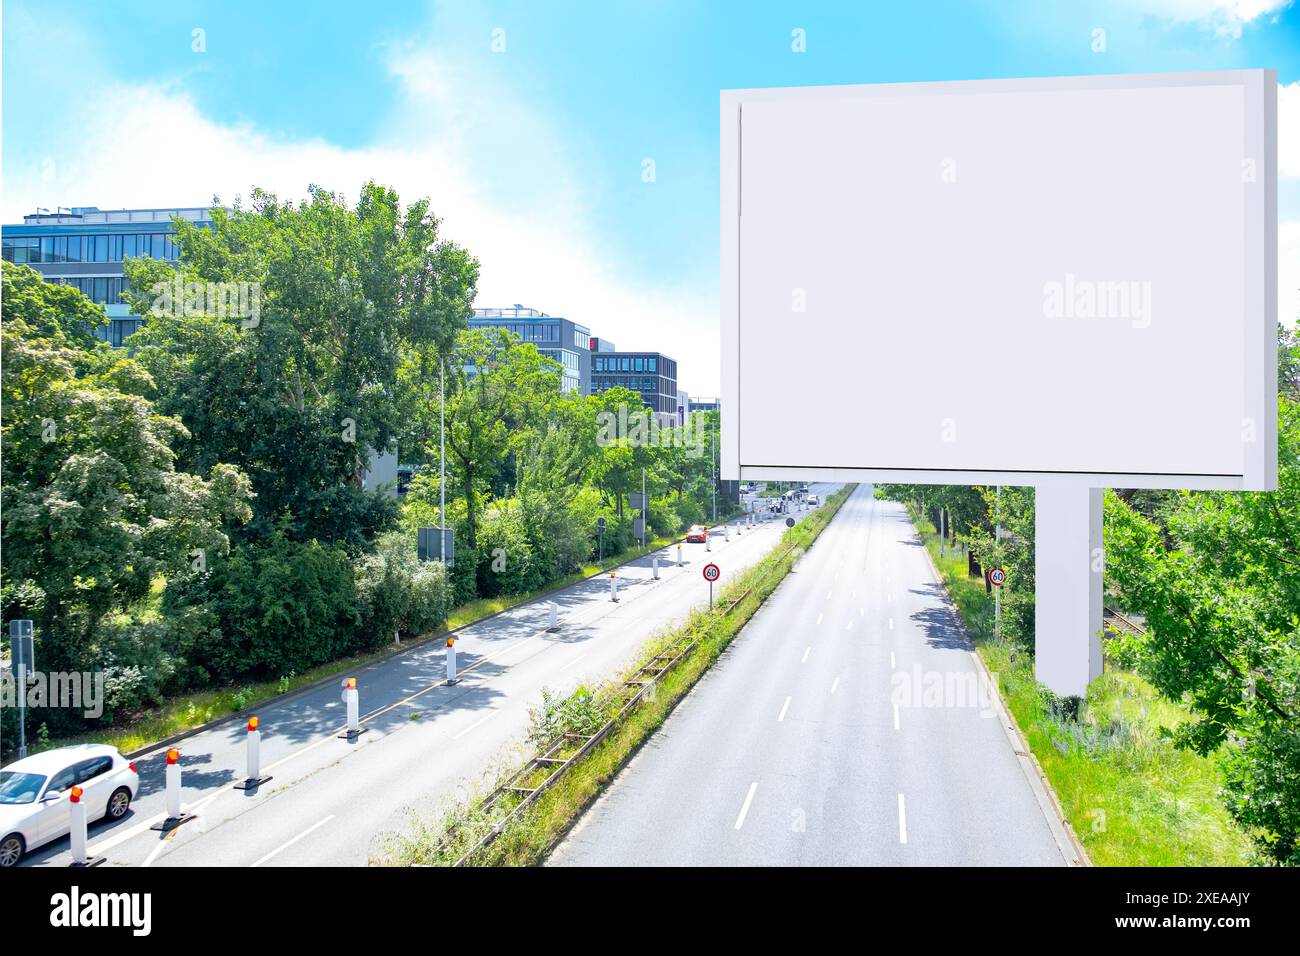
[165,534,359,681]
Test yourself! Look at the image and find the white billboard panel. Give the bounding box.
[721,71,1277,490]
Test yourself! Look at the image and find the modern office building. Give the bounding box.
[1,206,214,346]
[469,306,591,394]
[591,349,679,419]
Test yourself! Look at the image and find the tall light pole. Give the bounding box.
[439,358,446,561]
[711,429,718,523]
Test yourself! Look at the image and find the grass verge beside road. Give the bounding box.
[381,487,854,867]
[913,513,1258,867]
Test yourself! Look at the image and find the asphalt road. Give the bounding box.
[549,484,1074,866]
[19,485,838,867]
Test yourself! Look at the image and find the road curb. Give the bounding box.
[915,531,1093,868]
[120,527,736,762]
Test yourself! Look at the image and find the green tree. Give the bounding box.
[1104,399,1300,865]
[442,327,563,550]
[1,263,253,677]
[123,183,477,550]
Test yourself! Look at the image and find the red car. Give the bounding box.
[685,525,708,543]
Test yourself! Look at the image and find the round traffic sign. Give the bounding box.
[785,517,795,528]
[702,563,721,582]
[987,567,1007,587]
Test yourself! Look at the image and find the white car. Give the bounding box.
[0,744,139,866]
[807,494,820,506]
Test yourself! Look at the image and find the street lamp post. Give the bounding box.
[440,359,446,556]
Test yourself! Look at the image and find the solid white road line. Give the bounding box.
[817,612,823,625]
[251,815,335,867]
[453,710,500,740]
[897,794,908,844]
[801,646,812,663]
[777,697,791,722]
[830,677,840,695]
[734,782,759,830]
[890,652,896,669]
[893,703,900,730]
[888,617,894,630]
[141,831,174,868]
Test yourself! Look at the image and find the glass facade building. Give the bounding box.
[591,351,679,418]
[468,306,592,394]
[1,206,213,346]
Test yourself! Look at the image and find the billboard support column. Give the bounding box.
[1034,484,1103,698]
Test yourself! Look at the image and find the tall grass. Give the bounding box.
[916,514,1257,867]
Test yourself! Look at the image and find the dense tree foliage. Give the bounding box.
[1105,400,1300,866]
[2,185,732,742]
[2,263,253,727]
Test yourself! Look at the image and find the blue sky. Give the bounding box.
[4,0,1298,393]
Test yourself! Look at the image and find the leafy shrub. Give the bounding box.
[165,534,359,682]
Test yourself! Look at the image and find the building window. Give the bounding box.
[647,357,657,371]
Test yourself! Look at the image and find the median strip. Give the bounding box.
[379,485,853,867]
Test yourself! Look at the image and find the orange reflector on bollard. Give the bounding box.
[346,677,357,690]
[248,716,259,732]
[446,637,454,647]
[166,748,179,765]
[70,786,83,803]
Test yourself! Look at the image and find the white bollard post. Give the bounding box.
[724,523,730,542]
[165,748,181,819]
[445,639,458,684]
[69,786,88,865]
[652,556,660,580]
[247,717,260,780]
[149,746,194,831]
[706,534,711,552]
[547,602,559,632]
[236,716,272,789]
[610,571,619,602]
[677,544,684,567]
[338,677,364,738]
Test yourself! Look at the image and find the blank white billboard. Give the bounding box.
[721,71,1277,490]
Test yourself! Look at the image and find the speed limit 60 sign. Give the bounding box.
[702,563,721,582]
[987,567,1007,588]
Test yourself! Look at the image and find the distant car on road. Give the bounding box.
[807,494,820,506]
[685,524,709,543]
[0,744,138,867]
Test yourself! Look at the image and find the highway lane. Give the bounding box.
[549,484,1072,866]
[21,484,838,867]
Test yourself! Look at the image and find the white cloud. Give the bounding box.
[1133,0,1294,38]
[1282,221,1300,326]
[2,48,721,395]
[1281,81,1300,179]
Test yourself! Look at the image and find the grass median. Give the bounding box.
[381,486,855,867]
[912,511,1258,867]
